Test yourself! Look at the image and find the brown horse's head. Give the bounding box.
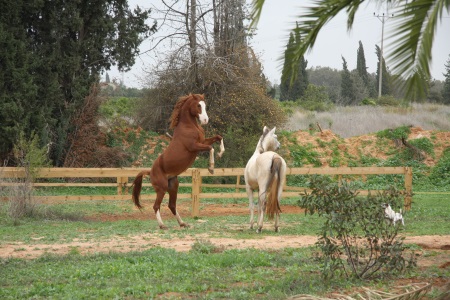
[170,94,208,129]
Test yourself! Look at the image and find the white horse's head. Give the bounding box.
[257,126,280,153]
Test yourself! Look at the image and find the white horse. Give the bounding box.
[244,126,287,233]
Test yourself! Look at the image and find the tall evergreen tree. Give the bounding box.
[375,44,392,97]
[340,56,357,105]
[0,2,38,160]
[0,1,156,165]
[442,55,450,104]
[357,41,368,84]
[280,24,308,101]
[356,40,376,97]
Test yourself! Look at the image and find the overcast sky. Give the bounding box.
[108,0,450,88]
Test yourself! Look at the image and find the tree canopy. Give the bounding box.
[0,1,156,165]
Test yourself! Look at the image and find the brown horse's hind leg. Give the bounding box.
[153,189,168,230]
[168,177,189,228]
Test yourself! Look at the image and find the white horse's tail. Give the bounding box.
[266,156,283,220]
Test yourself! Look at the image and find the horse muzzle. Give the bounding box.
[199,115,209,125]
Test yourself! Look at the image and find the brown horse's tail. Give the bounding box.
[266,156,283,220]
[132,170,151,209]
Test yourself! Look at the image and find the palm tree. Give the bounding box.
[250,0,449,99]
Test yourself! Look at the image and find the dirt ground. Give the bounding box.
[2,204,449,267]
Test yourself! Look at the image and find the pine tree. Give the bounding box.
[340,56,356,105]
[442,55,450,104]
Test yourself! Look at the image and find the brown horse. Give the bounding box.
[132,94,223,229]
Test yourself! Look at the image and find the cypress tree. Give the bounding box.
[280,33,295,101]
[0,2,38,161]
[0,1,155,165]
[356,40,376,97]
[340,56,356,105]
[280,23,308,101]
[375,45,392,96]
[442,55,450,104]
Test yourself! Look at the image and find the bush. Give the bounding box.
[299,176,415,280]
[298,84,334,112]
[429,147,450,186]
[361,97,377,106]
[376,126,411,140]
[377,95,400,106]
[4,132,50,221]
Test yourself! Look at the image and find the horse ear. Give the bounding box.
[263,126,269,134]
[269,127,276,135]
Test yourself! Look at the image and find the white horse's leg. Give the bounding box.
[256,191,266,233]
[274,167,285,232]
[246,185,255,229]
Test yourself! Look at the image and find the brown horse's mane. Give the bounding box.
[170,93,204,129]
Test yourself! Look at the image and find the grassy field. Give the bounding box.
[285,103,450,137]
[0,192,449,299]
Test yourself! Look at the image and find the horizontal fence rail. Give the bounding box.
[0,167,413,216]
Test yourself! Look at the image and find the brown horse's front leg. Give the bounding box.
[205,136,224,174]
[208,148,215,174]
[203,135,223,145]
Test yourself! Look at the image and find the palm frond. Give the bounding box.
[387,0,448,99]
[249,0,266,28]
[283,0,366,84]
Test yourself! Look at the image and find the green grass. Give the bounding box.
[0,194,449,299]
[0,247,330,299]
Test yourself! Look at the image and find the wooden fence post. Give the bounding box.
[191,168,201,217]
[235,175,241,201]
[404,167,413,211]
[116,177,128,195]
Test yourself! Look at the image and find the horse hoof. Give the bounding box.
[180,223,190,228]
[275,227,279,233]
[208,168,214,174]
[256,228,262,234]
[159,225,169,230]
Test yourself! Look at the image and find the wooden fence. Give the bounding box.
[0,167,413,217]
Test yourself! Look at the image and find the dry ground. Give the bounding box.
[2,204,449,268]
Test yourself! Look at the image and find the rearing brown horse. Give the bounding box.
[132,94,222,229]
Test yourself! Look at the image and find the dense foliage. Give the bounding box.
[299,176,415,280]
[442,55,450,104]
[280,26,309,102]
[0,1,155,166]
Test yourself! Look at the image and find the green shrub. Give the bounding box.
[290,144,322,167]
[377,95,400,106]
[409,137,435,157]
[376,126,411,140]
[299,176,415,280]
[361,98,377,106]
[298,84,334,112]
[429,147,450,186]
[4,132,51,222]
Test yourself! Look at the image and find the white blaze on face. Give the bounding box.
[198,101,209,125]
